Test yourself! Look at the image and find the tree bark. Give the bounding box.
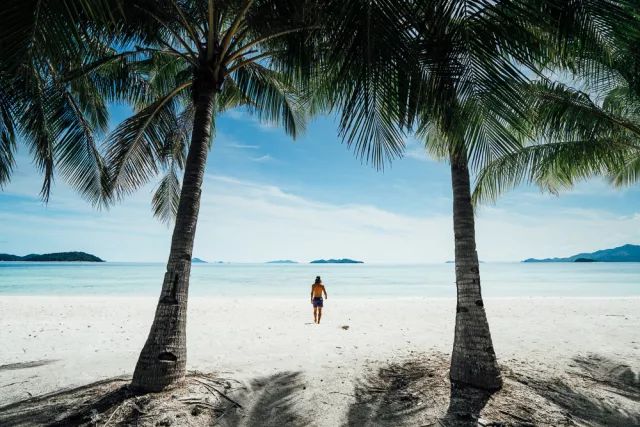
[449,151,502,390]
[131,74,217,392]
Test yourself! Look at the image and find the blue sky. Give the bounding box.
[1,105,639,263]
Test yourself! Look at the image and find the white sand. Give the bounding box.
[1,296,639,425]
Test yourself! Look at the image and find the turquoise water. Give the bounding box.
[0,262,638,297]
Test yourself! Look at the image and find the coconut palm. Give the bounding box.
[400,0,637,391]
[96,0,320,392]
[402,0,553,390]
[100,0,413,392]
[2,0,414,393]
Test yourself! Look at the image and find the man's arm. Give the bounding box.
[323,285,328,299]
[310,287,314,302]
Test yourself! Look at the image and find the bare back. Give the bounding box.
[311,283,325,298]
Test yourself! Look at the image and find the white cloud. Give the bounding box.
[474,206,640,261]
[226,143,259,150]
[404,136,428,161]
[222,108,279,133]
[193,175,640,263]
[402,135,440,163]
[1,166,638,263]
[250,154,274,163]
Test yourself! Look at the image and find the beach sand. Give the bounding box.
[1,296,639,425]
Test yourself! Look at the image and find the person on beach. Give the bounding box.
[311,276,328,324]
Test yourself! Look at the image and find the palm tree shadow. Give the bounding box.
[0,371,309,427]
[0,359,58,372]
[572,354,640,402]
[524,354,640,426]
[220,371,308,427]
[345,356,452,426]
[0,376,132,426]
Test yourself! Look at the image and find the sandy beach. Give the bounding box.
[1,296,639,425]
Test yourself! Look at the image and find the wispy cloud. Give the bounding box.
[403,136,433,162]
[195,175,640,263]
[251,155,274,163]
[1,163,638,262]
[223,108,279,133]
[226,142,260,150]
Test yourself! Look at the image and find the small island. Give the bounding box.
[310,258,364,264]
[0,251,104,262]
[192,258,207,263]
[266,260,298,264]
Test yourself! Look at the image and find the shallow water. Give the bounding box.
[0,262,638,297]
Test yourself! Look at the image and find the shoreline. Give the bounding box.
[1,294,639,300]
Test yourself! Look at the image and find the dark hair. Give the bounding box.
[315,276,321,284]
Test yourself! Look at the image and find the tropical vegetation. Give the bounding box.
[473,2,640,202]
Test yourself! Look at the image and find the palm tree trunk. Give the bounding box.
[449,151,502,390]
[131,75,217,392]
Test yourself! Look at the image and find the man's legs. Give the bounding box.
[313,306,318,323]
[317,307,322,324]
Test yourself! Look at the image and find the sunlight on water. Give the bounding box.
[1,262,638,298]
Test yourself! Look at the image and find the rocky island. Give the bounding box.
[0,252,104,262]
[523,244,640,263]
[310,258,364,264]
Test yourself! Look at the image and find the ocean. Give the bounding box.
[0,262,638,298]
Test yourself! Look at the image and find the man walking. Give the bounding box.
[311,276,328,324]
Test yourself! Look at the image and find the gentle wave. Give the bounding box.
[1,262,639,297]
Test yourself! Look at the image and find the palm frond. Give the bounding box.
[0,85,16,187]
[609,154,640,187]
[472,138,633,204]
[53,79,109,205]
[317,0,414,168]
[105,82,190,200]
[152,164,181,224]
[232,62,305,138]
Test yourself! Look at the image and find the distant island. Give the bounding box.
[0,251,104,262]
[192,258,207,263]
[523,244,640,263]
[310,258,364,264]
[266,260,298,264]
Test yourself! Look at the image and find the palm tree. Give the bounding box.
[103,0,413,392]
[3,0,415,393]
[400,0,635,391]
[94,0,323,392]
[403,0,551,390]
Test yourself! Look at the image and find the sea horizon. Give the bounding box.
[2,261,638,298]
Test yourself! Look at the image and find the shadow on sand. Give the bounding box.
[345,354,453,426]
[521,354,640,427]
[0,371,309,427]
[344,352,640,426]
[0,360,58,372]
[1,353,638,426]
[0,376,132,426]
[220,371,309,427]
